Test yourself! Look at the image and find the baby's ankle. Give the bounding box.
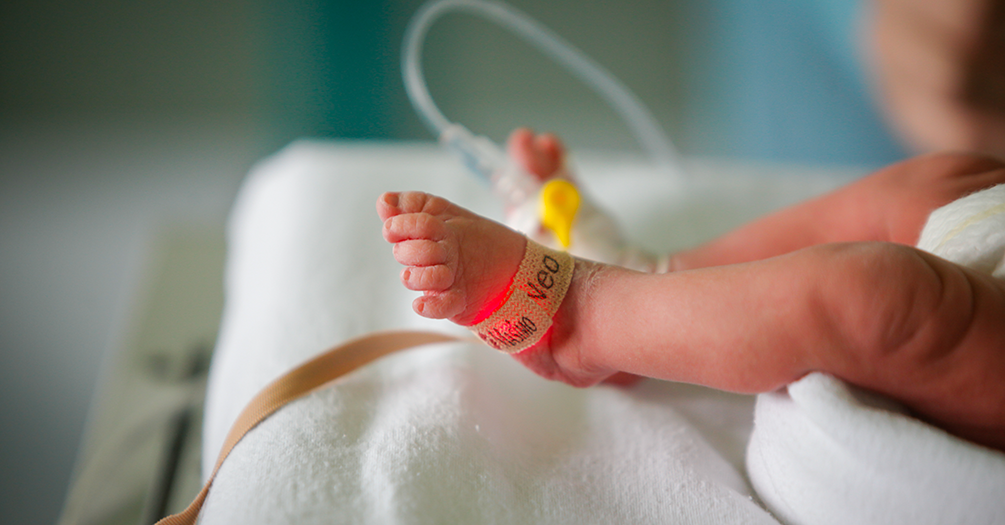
[512,259,620,387]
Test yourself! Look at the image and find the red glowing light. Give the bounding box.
[470,274,516,325]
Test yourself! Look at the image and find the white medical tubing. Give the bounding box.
[402,0,684,180]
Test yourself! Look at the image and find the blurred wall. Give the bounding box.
[256,0,907,164]
[1,1,908,524]
[0,0,264,123]
[1,0,909,158]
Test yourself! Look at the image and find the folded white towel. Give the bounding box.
[747,184,1005,525]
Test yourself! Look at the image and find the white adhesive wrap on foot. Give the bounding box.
[502,167,665,273]
[471,239,574,354]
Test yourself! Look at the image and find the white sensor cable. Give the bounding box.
[402,0,684,182]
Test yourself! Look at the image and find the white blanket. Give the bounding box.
[201,141,1005,523]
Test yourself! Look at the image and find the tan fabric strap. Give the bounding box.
[156,330,467,525]
[471,239,574,353]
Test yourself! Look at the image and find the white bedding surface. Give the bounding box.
[206,140,1005,524]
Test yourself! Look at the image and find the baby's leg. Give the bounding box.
[590,242,1005,451]
[379,191,1005,451]
[672,152,1005,270]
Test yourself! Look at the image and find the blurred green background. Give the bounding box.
[1,1,907,523]
[1,0,908,158]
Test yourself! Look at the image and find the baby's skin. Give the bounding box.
[378,129,1005,451]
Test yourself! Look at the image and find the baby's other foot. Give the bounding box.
[506,128,655,274]
[377,191,527,325]
[507,128,567,181]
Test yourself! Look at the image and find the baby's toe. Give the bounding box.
[376,192,402,221]
[402,265,454,292]
[396,191,451,216]
[535,133,565,171]
[507,128,565,179]
[383,213,447,243]
[393,239,449,266]
[412,290,465,320]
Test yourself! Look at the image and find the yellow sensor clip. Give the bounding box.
[539,179,580,249]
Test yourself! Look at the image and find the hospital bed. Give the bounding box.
[193,140,1005,524]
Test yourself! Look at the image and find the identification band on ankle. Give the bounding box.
[471,239,574,354]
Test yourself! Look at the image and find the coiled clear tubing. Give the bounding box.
[402,0,684,179]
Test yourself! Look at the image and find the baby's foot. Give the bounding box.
[378,190,614,386]
[377,191,527,326]
[507,128,566,181]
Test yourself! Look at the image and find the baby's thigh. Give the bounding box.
[809,241,1005,446]
[804,242,953,363]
